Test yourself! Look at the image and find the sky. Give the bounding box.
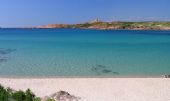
[0,0,170,27]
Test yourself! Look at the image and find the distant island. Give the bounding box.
[35,19,170,30]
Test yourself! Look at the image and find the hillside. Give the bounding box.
[35,21,170,30]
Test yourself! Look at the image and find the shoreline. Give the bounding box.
[0,78,170,101]
[0,74,165,78]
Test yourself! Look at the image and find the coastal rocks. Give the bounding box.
[91,64,119,75]
[43,91,80,101]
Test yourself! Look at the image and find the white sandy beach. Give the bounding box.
[0,78,170,101]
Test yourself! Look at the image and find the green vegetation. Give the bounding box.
[0,84,52,101]
[45,98,55,101]
[36,20,170,30]
[66,21,170,30]
[0,85,9,101]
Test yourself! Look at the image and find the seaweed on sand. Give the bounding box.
[91,64,120,75]
[0,48,16,64]
[0,48,16,55]
[0,58,8,62]
[112,72,120,75]
[102,69,112,73]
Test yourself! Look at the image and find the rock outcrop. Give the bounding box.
[42,91,80,101]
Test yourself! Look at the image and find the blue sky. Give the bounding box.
[0,0,170,27]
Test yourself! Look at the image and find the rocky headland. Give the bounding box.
[34,20,170,30]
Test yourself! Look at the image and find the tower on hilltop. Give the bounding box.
[90,18,101,23]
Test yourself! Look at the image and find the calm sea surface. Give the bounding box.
[0,29,170,77]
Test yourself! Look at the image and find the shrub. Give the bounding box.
[12,90,26,101]
[34,97,41,101]
[46,98,55,101]
[0,84,39,101]
[0,85,10,101]
[25,89,35,101]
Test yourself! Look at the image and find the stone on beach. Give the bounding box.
[43,91,80,101]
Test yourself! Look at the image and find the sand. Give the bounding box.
[0,78,170,101]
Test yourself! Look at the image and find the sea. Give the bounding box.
[0,29,170,77]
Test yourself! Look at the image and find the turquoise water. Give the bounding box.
[0,29,170,77]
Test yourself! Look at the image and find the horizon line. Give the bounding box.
[1,20,170,28]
